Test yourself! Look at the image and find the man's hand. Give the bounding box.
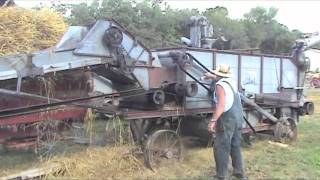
[204,72,211,77]
[204,72,216,79]
[208,120,217,133]
[208,85,225,133]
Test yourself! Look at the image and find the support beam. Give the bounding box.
[240,94,278,123]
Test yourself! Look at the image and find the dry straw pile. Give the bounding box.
[0,7,67,56]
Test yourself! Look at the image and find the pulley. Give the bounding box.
[103,26,123,47]
[163,81,198,97]
[185,81,198,97]
[150,90,165,106]
[304,102,314,115]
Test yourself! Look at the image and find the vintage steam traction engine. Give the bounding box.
[0,16,315,169]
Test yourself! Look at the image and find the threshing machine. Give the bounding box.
[0,16,315,169]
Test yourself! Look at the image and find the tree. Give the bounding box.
[52,1,301,54]
[204,7,249,49]
[243,6,297,54]
[53,0,196,48]
[244,6,278,24]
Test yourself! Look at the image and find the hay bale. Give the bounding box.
[0,7,67,56]
[49,146,145,179]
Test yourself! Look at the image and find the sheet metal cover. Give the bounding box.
[74,20,112,57]
[55,26,89,52]
[0,54,43,80]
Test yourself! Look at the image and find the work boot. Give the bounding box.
[232,173,248,180]
[213,175,228,180]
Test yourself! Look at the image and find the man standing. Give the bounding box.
[204,64,247,180]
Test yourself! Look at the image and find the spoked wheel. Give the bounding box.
[68,121,89,144]
[274,117,297,144]
[35,120,61,157]
[144,129,183,170]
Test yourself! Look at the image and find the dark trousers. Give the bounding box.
[213,127,245,179]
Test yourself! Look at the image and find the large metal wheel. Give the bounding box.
[103,26,123,47]
[274,117,297,144]
[144,129,183,170]
[35,120,61,157]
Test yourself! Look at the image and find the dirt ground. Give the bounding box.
[0,89,319,179]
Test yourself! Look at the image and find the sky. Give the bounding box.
[14,0,320,70]
[163,0,320,33]
[15,0,320,33]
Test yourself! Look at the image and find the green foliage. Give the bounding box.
[54,0,195,48]
[204,7,249,49]
[243,7,300,54]
[244,6,278,24]
[53,0,302,54]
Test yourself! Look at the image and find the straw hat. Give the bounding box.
[211,64,232,78]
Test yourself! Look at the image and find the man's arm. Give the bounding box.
[208,84,226,132]
[213,85,226,120]
[204,72,216,79]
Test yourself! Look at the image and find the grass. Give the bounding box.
[240,89,320,179]
[0,90,320,179]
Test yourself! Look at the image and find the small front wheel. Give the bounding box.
[273,117,297,144]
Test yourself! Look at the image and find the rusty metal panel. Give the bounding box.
[148,68,176,88]
[241,55,261,94]
[0,108,87,126]
[150,50,180,88]
[263,57,281,93]
[282,58,298,88]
